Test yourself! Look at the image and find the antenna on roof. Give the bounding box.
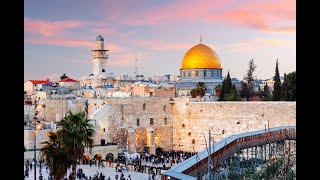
[134,54,138,80]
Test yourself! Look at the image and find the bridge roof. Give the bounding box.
[162,126,296,178]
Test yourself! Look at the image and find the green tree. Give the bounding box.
[60,73,68,80]
[190,89,197,98]
[281,71,296,101]
[219,71,239,101]
[195,81,206,98]
[40,131,72,180]
[214,84,222,97]
[225,84,240,101]
[273,59,281,101]
[243,59,257,100]
[219,71,232,101]
[263,83,270,97]
[240,81,249,100]
[58,111,95,180]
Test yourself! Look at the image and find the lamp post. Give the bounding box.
[34,103,43,180]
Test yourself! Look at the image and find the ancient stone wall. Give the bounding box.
[172,99,296,152]
[91,97,174,154]
[27,97,295,155]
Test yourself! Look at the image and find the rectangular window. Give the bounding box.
[120,117,124,127]
[150,118,154,125]
[137,119,140,126]
[121,105,124,113]
[164,118,167,125]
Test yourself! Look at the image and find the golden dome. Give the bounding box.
[181,43,221,69]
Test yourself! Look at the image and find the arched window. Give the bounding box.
[143,103,146,110]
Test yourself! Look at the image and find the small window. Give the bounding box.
[150,118,154,125]
[120,117,124,127]
[103,128,105,132]
[143,103,146,110]
[164,118,167,125]
[163,105,166,111]
[137,119,140,126]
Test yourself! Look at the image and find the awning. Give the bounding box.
[94,154,102,160]
[83,154,90,160]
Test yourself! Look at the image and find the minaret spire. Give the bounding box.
[200,35,202,44]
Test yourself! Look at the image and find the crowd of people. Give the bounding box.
[24,150,196,180]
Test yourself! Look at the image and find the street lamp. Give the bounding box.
[33,104,43,180]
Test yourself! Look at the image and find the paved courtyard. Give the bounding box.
[24,164,163,180]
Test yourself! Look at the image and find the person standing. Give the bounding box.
[30,160,34,170]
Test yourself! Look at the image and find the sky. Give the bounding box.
[24,0,295,82]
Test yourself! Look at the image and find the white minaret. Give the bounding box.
[91,34,109,77]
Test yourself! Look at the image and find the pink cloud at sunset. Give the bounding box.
[24,17,91,37]
[226,38,295,53]
[25,37,94,48]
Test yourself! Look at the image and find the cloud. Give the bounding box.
[25,37,94,48]
[225,38,296,53]
[132,40,193,51]
[117,0,295,33]
[24,17,90,37]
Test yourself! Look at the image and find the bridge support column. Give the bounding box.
[264,144,267,162]
[260,146,263,164]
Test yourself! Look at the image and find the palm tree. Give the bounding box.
[195,81,206,98]
[40,131,72,180]
[58,111,95,180]
[190,89,197,98]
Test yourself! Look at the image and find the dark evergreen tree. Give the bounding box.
[219,71,232,101]
[225,84,239,101]
[263,83,270,97]
[219,71,239,101]
[60,73,68,80]
[272,59,281,101]
[243,59,257,100]
[240,81,249,100]
[280,71,296,101]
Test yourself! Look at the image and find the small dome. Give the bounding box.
[96,34,104,41]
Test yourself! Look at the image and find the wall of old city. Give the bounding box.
[25,96,296,156]
[172,98,296,152]
[91,97,174,154]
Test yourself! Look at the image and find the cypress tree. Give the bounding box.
[219,71,232,101]
[272,59,281,101]
[263,83,270,97]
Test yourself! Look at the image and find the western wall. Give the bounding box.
[24,96,296,154]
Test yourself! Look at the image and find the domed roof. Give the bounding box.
[96,34,104,41]
[181,43,221,69]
